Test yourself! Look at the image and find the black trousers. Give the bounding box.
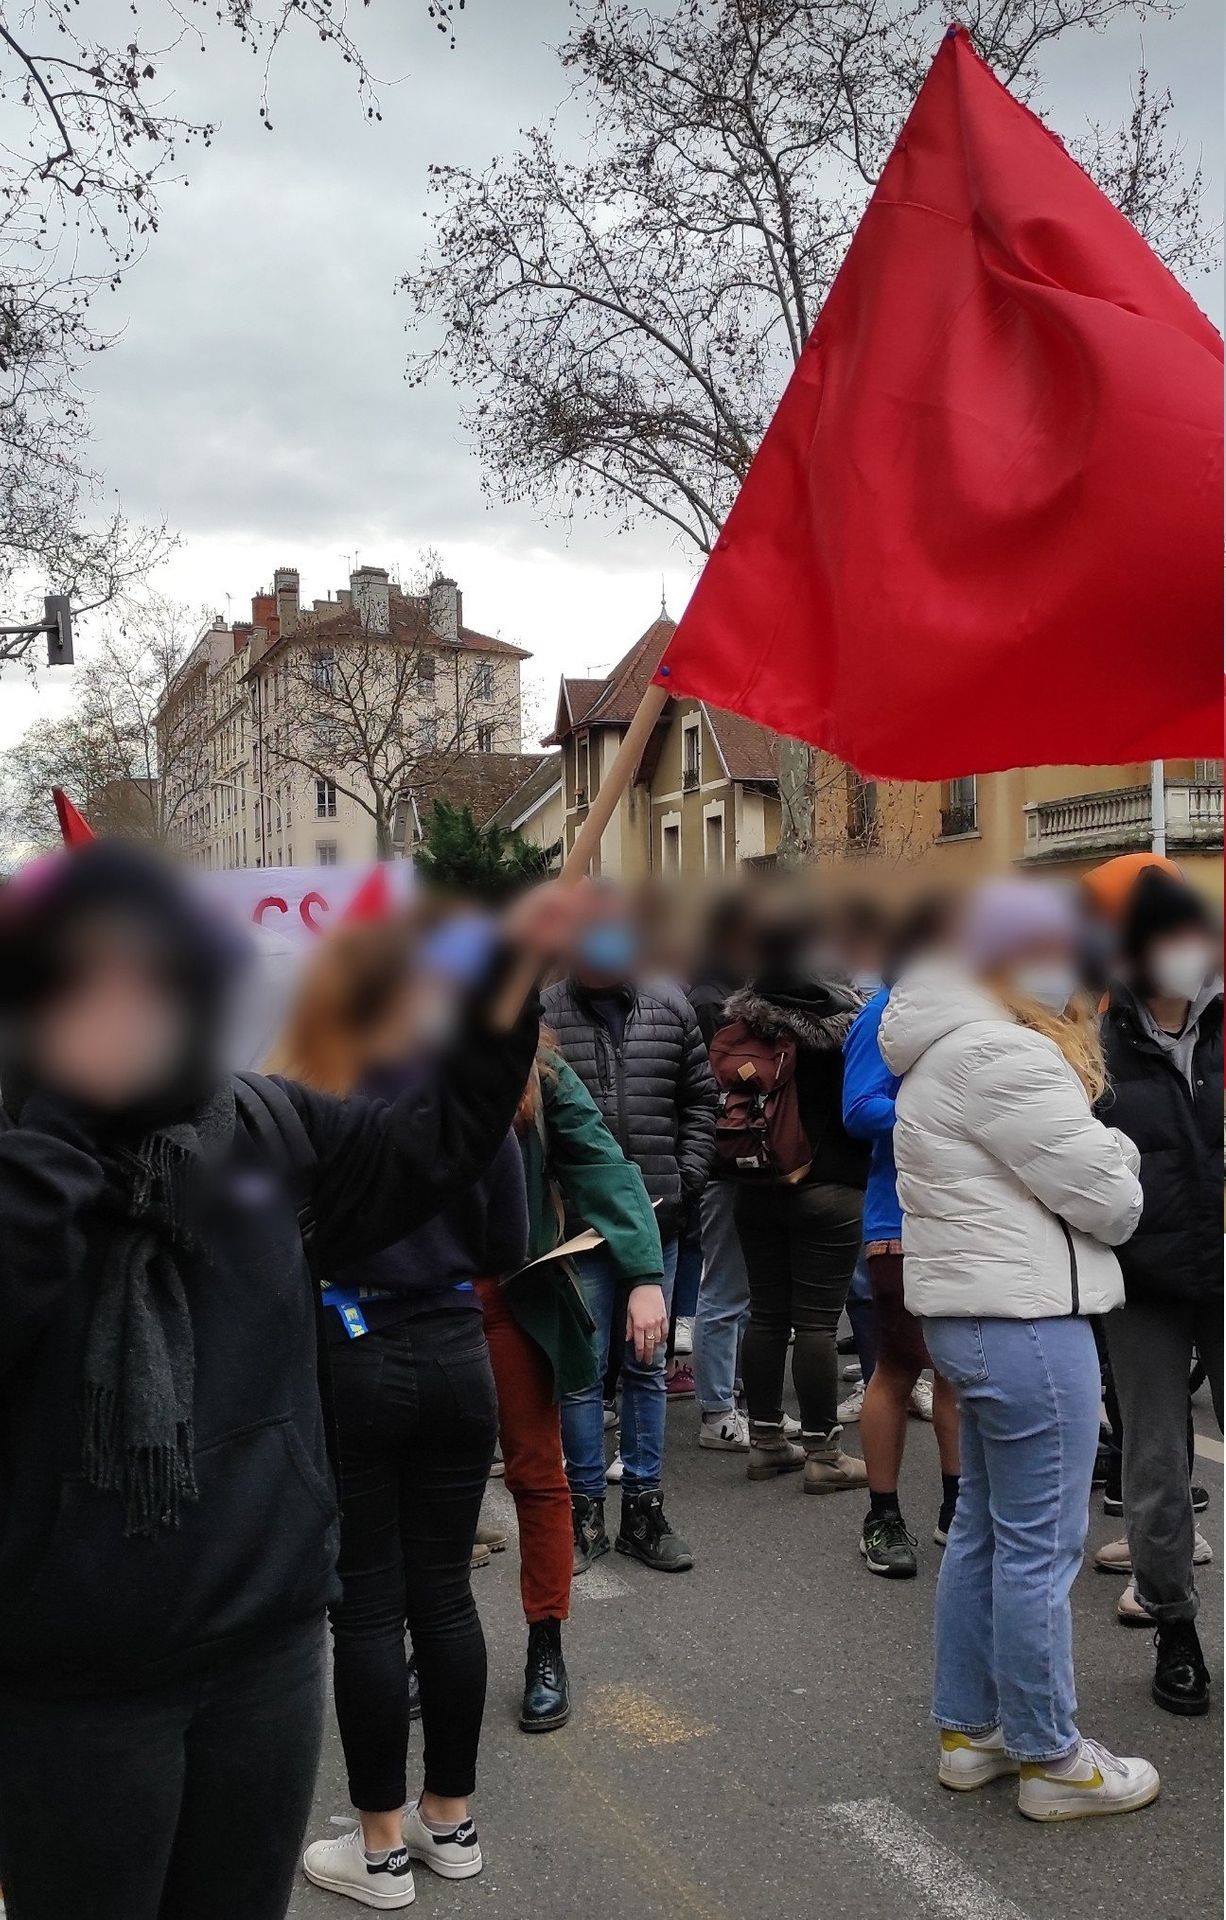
[736,1180,863,1433]
[0,1619,325,1920]
[327,1308,498,1811]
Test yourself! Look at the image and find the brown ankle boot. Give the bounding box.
[747,1419,806,1481]
[802,1425,869,1494]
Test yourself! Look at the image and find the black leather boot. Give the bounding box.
[520,1619,571,1733]
[615,1490,693,1571]
[1152,1620,1210,1715]
[571,1493,610,1574]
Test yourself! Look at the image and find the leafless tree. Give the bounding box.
[405,0,1217,858]
[1,592,206,852]
[0,2,457,625]
[266,565,523,859]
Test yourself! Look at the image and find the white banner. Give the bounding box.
[197,862,413,947]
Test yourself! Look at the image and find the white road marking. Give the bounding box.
[826,1797,1032,1920]
[1193,1433,1224,1465]
[572,1565,632,1601]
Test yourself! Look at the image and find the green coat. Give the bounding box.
[510,1053,665,1400]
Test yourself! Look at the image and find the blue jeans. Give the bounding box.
[693,1181,749,1414]
[923,1315,1100,1762]
[562,1239,678,1500]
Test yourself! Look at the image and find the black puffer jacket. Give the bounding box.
[541,976,717,1237]
[1097,984,1223,1305]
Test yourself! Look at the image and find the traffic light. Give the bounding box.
[44,593,73,666]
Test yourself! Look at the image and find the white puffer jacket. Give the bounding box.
[878,962,1142,1321]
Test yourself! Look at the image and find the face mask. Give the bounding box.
[578,922,637,979]
[1149,939,1214,1003]
[1011,961,1079,1015]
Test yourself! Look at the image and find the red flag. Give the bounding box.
[654,27,1223,777]
[342,864,393,923]
[51,787,96,847]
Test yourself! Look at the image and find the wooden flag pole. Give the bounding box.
[492,679,670,1029]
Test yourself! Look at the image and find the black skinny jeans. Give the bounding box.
[327,1308,498,1811]
[0,1620,325,1920]
[736,1180,863,1434]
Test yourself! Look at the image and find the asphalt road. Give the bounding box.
[292,1378,1223,1920]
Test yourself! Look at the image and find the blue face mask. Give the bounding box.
[578,922,638,979]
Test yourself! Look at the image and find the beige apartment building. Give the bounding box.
[540,610,1222,891]
[546,612,784,880]
[159,565,528,869]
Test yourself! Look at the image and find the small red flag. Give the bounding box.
[51,787,96,847]
[654,27,1223,777]
[342,864,393,923]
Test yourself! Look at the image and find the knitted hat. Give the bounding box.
[959,878,1081,973]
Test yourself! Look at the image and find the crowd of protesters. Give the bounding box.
[0,836,1219,1916]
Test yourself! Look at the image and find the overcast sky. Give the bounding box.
[3,0,1221,752]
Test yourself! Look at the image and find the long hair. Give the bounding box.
[514,1027,561,1135]
[266,916,415,1095]
[995,986,1107,1104]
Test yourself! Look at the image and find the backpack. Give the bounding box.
[708,1019,812,1183]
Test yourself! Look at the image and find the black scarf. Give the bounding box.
[82,1084,235,1539]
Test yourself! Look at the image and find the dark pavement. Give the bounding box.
[292,1379,1223,1920]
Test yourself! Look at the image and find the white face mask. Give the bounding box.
[1011,961,1079,1015]
[1149,938,1214,1004]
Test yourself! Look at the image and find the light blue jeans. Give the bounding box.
[922,1314,1100,1762]
[693,1182,749,1415]
[562,1239,678,1500]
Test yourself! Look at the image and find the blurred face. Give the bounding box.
[573,894,639,989]
[26,918,191,1112]
[993,938,1081,1016]
[1144,930,1217,1005]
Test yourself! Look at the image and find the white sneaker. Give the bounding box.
[840,1360,862,1381]
[781,1413,802,1440]
[699,1410,750,1452]
[403,1802,483,1880]
[1095,1531,1212,1574]
[1017,1738,1159,1823]
[938,1726,1019,1791]
[837,1380,866,1424]
[605,1450,624,1484]
[303,1828,416,1909]
[908,1378,934,1421]
[673,1315,695,1356]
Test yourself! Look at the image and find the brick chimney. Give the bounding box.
[274,566,300,635]
[350,565,391,636]
[429,575,462,642]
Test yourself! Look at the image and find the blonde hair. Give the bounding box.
[996,987,1107,1104]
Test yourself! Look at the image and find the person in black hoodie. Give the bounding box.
[1097,867,1223,1717]
[0,844,557,1920]
[722,908,870,1492]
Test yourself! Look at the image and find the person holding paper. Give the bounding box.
[490,1040,664,1732]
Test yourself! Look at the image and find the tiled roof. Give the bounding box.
[704,705,781,784]
[407,751,549,824]
[260,591,530,665]
[551,611,780,788]
[482,752,561,830]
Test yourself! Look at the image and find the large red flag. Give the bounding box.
[653,27,1222,776]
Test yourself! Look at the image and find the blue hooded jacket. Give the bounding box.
[841,987,902,1242]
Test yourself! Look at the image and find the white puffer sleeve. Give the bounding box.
[960,1029,1143,1247]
